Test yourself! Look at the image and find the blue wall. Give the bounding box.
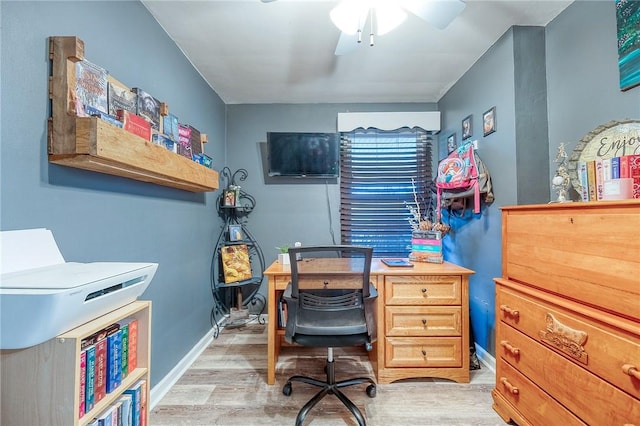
[438,0,639,355]
[1,1,226,385]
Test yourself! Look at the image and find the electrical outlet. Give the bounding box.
[472,139,479,149]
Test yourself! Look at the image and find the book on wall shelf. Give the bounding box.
[162,113,179,142]
[75,58,109,116]
[132,87,161,131]
[177,124,193,160]
[108,77,137,116]
[116,109,152,141]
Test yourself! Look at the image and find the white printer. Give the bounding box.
[0,228,157,350]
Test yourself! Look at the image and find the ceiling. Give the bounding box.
[141,0,574,104]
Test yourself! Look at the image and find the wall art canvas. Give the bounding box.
[221,245,252,284]
[616,0,640,91]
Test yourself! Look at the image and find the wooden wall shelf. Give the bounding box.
[48,36,219,192]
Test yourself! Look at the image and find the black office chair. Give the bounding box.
[281,245,377,426]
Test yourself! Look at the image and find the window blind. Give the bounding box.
[340,128,434,257]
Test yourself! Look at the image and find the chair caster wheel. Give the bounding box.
[366,384,376,398]
[283,382,292,396]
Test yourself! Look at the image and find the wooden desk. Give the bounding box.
[264,259,474,385]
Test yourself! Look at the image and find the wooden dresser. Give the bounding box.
[492,200,640,425]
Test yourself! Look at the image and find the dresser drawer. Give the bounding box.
[495,358,587,426]
[497,280,640,398]
[502,204,640,321]
[385,337,461,367]
[385,306,461,337]
[384,275,461,305]
[498,321,640,425]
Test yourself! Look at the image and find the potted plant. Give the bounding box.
[276,245,290,265]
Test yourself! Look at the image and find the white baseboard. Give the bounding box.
[149,319,225,409]
[475,343,496,373]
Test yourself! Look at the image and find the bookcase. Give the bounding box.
[48,36,218,192]
[0,301,151,426]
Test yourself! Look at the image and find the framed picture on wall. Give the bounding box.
[462,115,473,140]
[483,107,496,136]
[447,133,457,154]
[616,0,640,91]
[223,188,237,207]
[228,224,243,241]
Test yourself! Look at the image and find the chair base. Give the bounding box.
[282,352,376,426]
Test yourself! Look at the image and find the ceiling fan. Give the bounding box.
[261,0,466,56]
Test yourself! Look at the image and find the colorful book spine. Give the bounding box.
[128,319,138,373]
[116,110,152,141]
[628,154,640,199]
[595,158,604,200]
[94,336,107,403]
[139,380,148,426]
[178,124,193,159]
[611,156,620,179]
[79,349,87,418]
[106,328,123,393]
[118,321,130,380]
[85,344,96,412]
[602,157,612,182]
[586,160,597,201]
[620,155,631,178]
[577,161,590,201]
[118,394,134,426]
[123,381,142,426]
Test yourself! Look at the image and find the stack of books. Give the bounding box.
[577,155,640,201]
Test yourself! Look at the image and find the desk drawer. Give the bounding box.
[497,281,640,398]
[385,275,461,305]
[385,306,461,337]
[495,358,587,426]
[385,337,461,367]
[498,322,640,425]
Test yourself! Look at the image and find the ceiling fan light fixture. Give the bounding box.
[374,4,407,35]
[330,1,369,35]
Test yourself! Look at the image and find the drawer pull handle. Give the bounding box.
[622,364,640,380]
[422,319,427,326]
[500,304,520,319]
[421,288,427,294]
[500,377,519,395]
[422,349,427,356]
[500,340,520,357]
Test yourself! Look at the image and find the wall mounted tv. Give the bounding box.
[267,132,340,178]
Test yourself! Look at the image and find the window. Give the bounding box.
[340,128,434,257]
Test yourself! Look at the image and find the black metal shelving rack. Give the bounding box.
[210,167,265,337]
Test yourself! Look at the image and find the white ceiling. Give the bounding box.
[142,0,574,104]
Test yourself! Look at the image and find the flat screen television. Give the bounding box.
[267,132,340,178]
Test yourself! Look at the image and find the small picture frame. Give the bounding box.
[223,188,236,207]
[228,224,243,242]
[483,107,496,136]
[462,115,473,140]
[446,133,457,154]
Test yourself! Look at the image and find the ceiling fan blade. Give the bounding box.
[335,31,360,56]
[401,0,466,30]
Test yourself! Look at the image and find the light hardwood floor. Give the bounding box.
[150,321,507,425]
